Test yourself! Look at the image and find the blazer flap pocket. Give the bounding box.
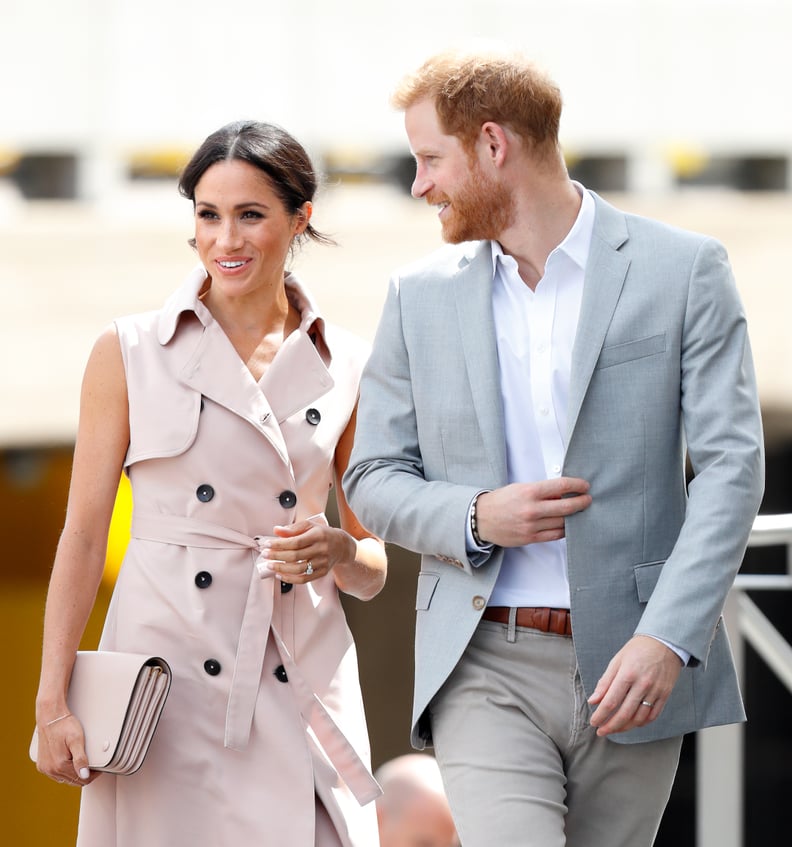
[416,572,441,611]
[597,332,666,370]
[634,560,666,603]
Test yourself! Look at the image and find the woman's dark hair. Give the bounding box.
[179,120,333,247]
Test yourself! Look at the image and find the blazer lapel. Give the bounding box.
[453,243,508,485]
[566,195,631,440]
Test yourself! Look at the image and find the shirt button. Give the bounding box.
[278,490,297,509]
[196,484,215,502]
[539,407,549,417]
[204,659,221,676]
[273,664,289,683]
[551,464,561,475]
[305,408,321,426]
[472,595,486,611]
[194,571,213,589]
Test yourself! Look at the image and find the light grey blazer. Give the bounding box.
[344,192,764,747]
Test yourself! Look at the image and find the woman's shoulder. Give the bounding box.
[114,307,160,333]
[113,308,163,353]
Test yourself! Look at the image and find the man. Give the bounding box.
[375,754,459,847]
[344,48,764,847]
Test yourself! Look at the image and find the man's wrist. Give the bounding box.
[470,491,486,546]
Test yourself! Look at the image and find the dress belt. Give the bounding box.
[130,512,381,805]
[481,606,573,636]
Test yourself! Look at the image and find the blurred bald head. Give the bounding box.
[375,754,459,847]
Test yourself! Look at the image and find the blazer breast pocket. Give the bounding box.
[416,572,440,611]
[596,332,666,370]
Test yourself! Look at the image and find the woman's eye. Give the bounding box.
[241,210,264,220]
[197,210,218,220]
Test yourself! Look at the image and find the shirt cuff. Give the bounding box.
[648,635,690,666]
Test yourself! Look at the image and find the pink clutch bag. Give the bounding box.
[30,651,171,776]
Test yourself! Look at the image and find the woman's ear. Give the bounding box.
[294,201,313,235]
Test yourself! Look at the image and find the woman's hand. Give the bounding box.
[34,324,127,790]
[260,518,356,584]
[34,713,99,787]
[258,403,388,598]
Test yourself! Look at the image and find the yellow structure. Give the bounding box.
[5,449,127,844]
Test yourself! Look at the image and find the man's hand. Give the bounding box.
[588,635,684,736]
[475,478,591,548]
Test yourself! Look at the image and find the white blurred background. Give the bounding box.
[1,0,791,445]
[4,0,792,166]
[2,7,792,844]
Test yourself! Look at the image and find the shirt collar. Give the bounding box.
[490,181,595,274]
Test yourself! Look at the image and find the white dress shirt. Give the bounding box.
[467,184,689,664]
[485,184,594,608]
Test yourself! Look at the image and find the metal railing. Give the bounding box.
[697,514,792,847]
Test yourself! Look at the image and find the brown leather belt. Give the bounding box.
[481,606,572,636]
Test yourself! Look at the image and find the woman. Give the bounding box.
[33,120,387,846]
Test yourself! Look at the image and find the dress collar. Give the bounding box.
[157,265,328,361]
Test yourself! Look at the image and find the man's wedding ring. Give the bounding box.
[304,561,314,575]
[641,700,654,708]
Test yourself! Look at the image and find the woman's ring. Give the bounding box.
[304,561,314,575]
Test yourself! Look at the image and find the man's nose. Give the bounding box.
[411,166,431,199]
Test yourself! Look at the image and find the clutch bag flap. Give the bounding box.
[30,651,171,775]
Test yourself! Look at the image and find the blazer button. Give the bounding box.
[273,664,288,683]
[305,408,321,425]
[204,659,221,676]
[194,571,213,589]
[472,595,486,611]
[280,581,293,594]
[278,490,297,509]
[196,484,215,503]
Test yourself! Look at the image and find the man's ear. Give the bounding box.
[479,121,509,167]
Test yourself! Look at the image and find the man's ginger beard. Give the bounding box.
[428,156,516,244]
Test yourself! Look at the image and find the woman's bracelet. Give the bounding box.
[46,712,72,727]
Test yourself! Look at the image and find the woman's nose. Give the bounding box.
[218,220,243,249]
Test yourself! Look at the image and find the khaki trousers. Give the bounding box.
[428,620,683,847]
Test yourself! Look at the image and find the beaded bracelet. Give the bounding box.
[470,493,484,547]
